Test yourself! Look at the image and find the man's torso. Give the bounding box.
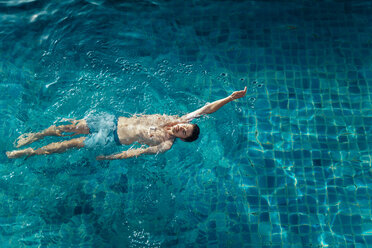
[116,114,180,146]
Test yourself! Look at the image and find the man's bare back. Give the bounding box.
[6,87,247,160]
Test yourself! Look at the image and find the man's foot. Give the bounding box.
[6,148,35,159]
[14,133,41,148]
[14,126,63,148]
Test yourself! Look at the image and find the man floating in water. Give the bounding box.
[6,87,247,160]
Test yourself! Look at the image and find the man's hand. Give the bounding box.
[96,155,107,160]
[229,86,247,100]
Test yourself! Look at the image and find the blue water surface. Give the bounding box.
[1,0,372,247]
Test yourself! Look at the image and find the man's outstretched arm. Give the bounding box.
[181,87,247,121]
[96,140,173,160]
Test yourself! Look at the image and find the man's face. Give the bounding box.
[172,123,194,139]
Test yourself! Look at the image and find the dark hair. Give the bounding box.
[182,124,200,142]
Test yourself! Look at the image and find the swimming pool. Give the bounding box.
[1,0,372,247]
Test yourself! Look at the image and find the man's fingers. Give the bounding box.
[237,89,247,96]
[231,87,247,99]
[238,87,247,93]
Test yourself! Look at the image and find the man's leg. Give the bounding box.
[6,137,86,159]
[14,119,90,148]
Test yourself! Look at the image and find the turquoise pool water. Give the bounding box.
[1,0,372,247]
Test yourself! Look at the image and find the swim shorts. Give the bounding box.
[83,113,121,148]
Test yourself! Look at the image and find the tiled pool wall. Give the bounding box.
[168,1,372,247]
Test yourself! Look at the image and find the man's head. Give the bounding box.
[171,123,200,142]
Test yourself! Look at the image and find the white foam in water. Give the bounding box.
[84,112,116,149]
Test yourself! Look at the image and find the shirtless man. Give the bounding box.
[6,87,247,160]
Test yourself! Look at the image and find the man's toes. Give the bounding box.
[6,151,13,158]
[6,151,18,159]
